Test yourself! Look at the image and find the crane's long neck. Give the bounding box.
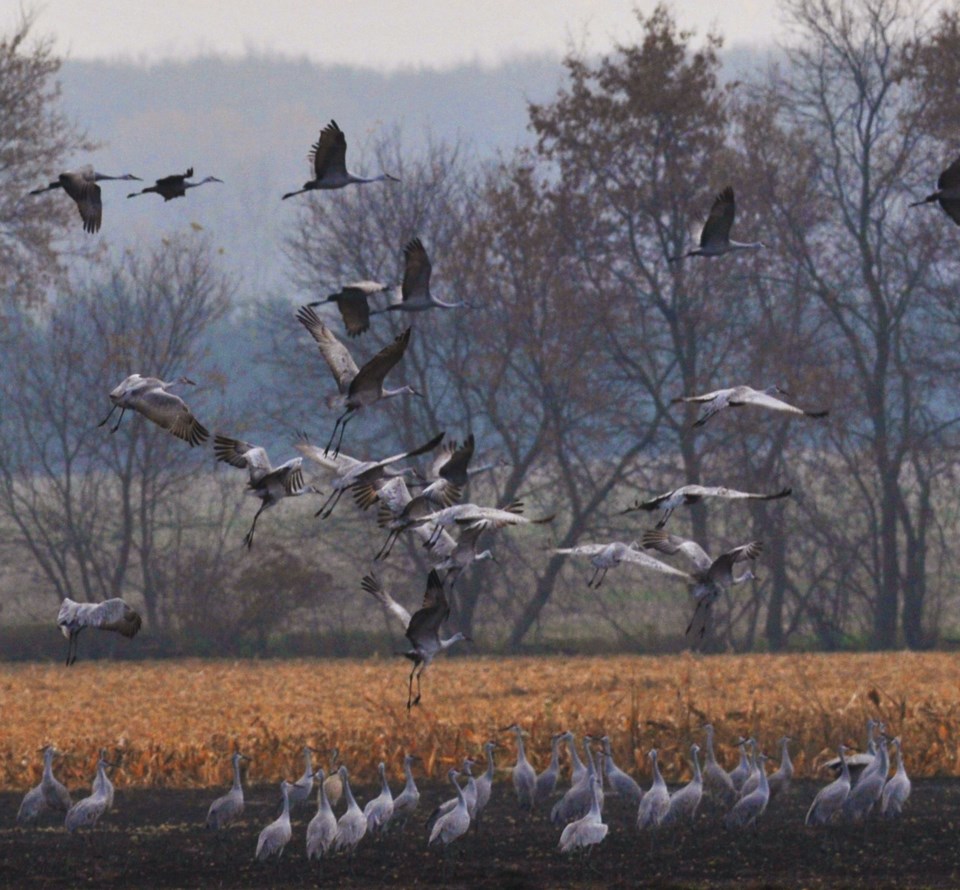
[440,633,464,652]
[758,761,769,794]
[280,783,291,819]
[692,751,702,784]
[780,739,792,772]
[705,728,719,765]
[588,777,601,817]
[513,729,528,765]
[343,774,358,811]
[404,759,418,793]
[651,752,664,788]
[380,765,390,795]
[729,239,764,251]
[567,735,584,773]
[302,750,313,781]
[232,757,243,791]
[452,774,466,808]
[550,738,561,770]
[43,750,55,780]
[382,385,416,400]
[839,749,850,783]
[583,740,596,778]
[484,747,496,780]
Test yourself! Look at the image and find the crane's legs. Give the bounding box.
[315,487,345,519]
[324,409,354,459]
[693,406,720,427]
[376,528,403,561]
[97,405,126,433]
[656,507,674,528]
[243,503,267,549]
[406,662,418,710]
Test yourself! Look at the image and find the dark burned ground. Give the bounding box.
[0,779,956,889]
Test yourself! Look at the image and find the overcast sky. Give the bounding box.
[12,1,783,68]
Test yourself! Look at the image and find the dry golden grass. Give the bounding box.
[2,651,958,792]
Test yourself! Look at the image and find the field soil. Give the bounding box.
[0,777,955,889]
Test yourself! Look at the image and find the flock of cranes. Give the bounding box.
[21,116,948,876]
[16,720,911,869]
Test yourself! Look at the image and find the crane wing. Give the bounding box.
[698,186,735,249]
[670,387,730,404]
[91,599,143,637]
[74,180,102,234]
[618,549,693,580]
[214,436,272,474]
[349,327,411,398]
[406,571,449,642]
[361,574,411,629]
[309,120,348,179]
[641,529,712,572]
[937,155,960,191]
[401,237,432,301]
[331,286,375,337]
[296,305,359,392]
[294,438,360,474]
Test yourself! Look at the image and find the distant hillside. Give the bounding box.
[55,54,565,298]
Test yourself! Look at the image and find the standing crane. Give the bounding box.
[473,742,498,829]
[701,725,736,808]
[282,120,398,199]
[668,186,764,261]
[306,768,338,866]
[361,571,469,709]
[599,736,643,807]
[881,737,911,818]
[387,755,421,831]
[255,780,293,862]
[127,168,222,200]
[205,751,250,830]
[98,374,209,446]
[534,733,564,808]
[57,598,142,666]
[64,752,116,835]
[501,724,537,812]
[17,746,72,826]
[295,306,419,457]
[428,768,471,851]
[636,749,670,832]
[363,762,395,836]
[558,775,607,855]
[725,754,770,830]
[333,766,368,856]
[30,165,141,233]
[806,745,851,826]
[661,744,703,827]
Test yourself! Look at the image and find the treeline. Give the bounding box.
[2,0,960,657]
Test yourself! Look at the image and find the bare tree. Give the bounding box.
[0,14,92,309]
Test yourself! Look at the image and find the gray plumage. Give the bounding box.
[387,755,421,831]
[333,766,367,855]
[671,384,828,427]
[728,738,753,792]
[99,374,208,446]
[503,724,537,812]
[842,739,888,824]
[427,759,477,832]
[551,738,603,827]
[725,754,770,830]
[662,744,703,827]
[284,747,316,813]
[17,747,72,826]
[205,752,248,830]
[636,749,670,831]
[621,484,792,528]
[428,769,470,848]
[363,762,395,835]
[57,597,142,666]
[558,775,607,855]
[534,733,564,807]
[255,780,292,862]
[702,724,736,808]
[806,746,851,827]
[127,168,222,201]
[64,754,114,834]
[214,436,317,549]
[30,165,141,233]
[881,738,911,818]
[599,736,643,807]
[306,769,338,861]
[668,186,764,261]
[473,742,497,826]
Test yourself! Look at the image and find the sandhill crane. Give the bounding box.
[411,433,477,508]
[668,186,764,261]
[17,746,72,826]
[57,597,142,666]
[671,384,829,428]
[910,155,960,224]
[98,374,208,446]
[306,768,338,865]
[333,766,367,855]
[534,733,564,808]
[702,725,736,808]
[473,742,498,828]
[428,768,471,851]
[64,753,116,834]
[728,738,753,793]
[372,237,466,316]
[725,753,770,830]
[321,749,344,808]
[554,541,661,589]
[427,759,478,833]
[363,762,395,836]
[640,530,763,641]
[562,731,587,786]
[256,780,293,862]
[431,524,496,586]
[738,739,760,799]
[881,737,910,818]
[662,744,703,827]
[551,737,604,827]
[823,719,882,779]
[745,736,793,801]
[127,168,223,201]
[295,430,443,520]
[806,745,851,826]
[558,775,607,855]
[599,736,643,807]
[388,755,421,831]
[282,120,398,199]
[842,737,888,824]
[30,165,141,233]
[308,281,383,337]
[295,305,419,457]
[621,484,792,528]
[502,724,537,812]
[214,436,317,549]
[636,749,670,831]
[361,571,468,709]
[205,752,249,830]
[283,747,318,814]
